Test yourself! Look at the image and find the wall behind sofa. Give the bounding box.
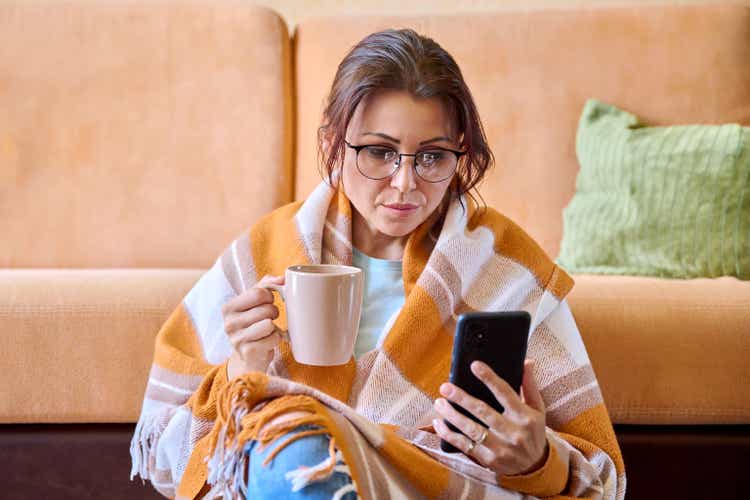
[251,0,726,28]
[1,0,729,30]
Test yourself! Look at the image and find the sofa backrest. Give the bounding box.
[294,2,750,258]
[4,2,750,267]
[0,2,293,268]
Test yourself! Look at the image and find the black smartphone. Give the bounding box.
[440,311,531,453]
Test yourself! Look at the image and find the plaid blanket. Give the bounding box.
[130,182,625,499]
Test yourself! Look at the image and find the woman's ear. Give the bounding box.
[319,124,338,157]
[317,127,337,187]
[320,135,331,157]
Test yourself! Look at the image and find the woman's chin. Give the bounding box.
[376,218,423,238]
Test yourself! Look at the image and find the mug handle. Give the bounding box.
[260,283,290,342]
[262,282,286,302]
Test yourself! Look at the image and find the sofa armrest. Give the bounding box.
[569,274,750,425]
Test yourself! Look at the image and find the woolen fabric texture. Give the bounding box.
[130,182,625,499]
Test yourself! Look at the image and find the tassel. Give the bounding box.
[205,374,336,497]
[284,445,343,492]
[129,414,150,481]
[130,408,172,481]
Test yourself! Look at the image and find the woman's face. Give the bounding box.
[342,89,459,242]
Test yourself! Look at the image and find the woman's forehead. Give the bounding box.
[349,90,457,142]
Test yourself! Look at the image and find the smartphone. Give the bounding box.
[440,311,531,453]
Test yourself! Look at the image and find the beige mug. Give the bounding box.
[263,264,363,366]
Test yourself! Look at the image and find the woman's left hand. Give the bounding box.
[432,359,548,478]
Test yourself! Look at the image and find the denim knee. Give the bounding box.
[243,424,356,499]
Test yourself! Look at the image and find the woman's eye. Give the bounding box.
[365,147,396,161]
[419,151,444,165]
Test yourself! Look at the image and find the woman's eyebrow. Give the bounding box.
[361,132,400,143]
[419,136,453,146]
[360,132,452,146]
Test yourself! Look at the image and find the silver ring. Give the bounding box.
[475,427,489,446]
[465,439,476,454]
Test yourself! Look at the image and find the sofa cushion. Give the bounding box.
[3,270,747,425]
[0,269,201,423]
[557,99,750,279]
[0,3,292,268]
[568,274,750,425]
[294,3,750,257]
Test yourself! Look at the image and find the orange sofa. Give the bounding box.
[1,1,749,498]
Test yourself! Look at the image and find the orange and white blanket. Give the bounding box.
[130,182,626,499]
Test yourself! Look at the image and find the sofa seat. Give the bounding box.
[569,274,750,425]
[3,269,748,427]
[0,269,201,423]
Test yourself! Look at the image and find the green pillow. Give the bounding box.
[557,99,750,279]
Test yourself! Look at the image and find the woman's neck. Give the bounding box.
[351,209,407,260]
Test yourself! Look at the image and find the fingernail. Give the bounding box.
[471,361,484,375]
[439,383,453,397]
[432,419,440,429]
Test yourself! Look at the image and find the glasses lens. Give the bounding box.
[357,146,398,179]
[415,149,458,182]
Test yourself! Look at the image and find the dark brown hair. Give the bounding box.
[318,28,494,204]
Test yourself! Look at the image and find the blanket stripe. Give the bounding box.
[131,182,626,499]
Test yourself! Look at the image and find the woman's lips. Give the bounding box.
[383,203,419,217]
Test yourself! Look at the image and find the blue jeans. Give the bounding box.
[243,425,357,499]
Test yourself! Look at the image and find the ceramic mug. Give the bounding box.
[263,264,363,366]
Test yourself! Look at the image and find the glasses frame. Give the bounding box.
[344,140,465,183]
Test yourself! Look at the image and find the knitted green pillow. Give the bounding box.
[557,99,750,279]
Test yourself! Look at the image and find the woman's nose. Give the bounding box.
[391,156,417,193]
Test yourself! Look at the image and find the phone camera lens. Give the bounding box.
[465,322,487,348]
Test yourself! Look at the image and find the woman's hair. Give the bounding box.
[318,28,494,204]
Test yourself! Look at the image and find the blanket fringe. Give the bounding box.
[285,448,345,492]
[205,375,341,497]
[129,407,172,482]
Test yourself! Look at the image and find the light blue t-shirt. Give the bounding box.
[351,247,405,358]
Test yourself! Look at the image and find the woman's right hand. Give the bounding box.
[222,275,285,380]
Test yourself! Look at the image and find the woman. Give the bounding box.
[131,29,625,499]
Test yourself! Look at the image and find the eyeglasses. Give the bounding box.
[344,140,465,183]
